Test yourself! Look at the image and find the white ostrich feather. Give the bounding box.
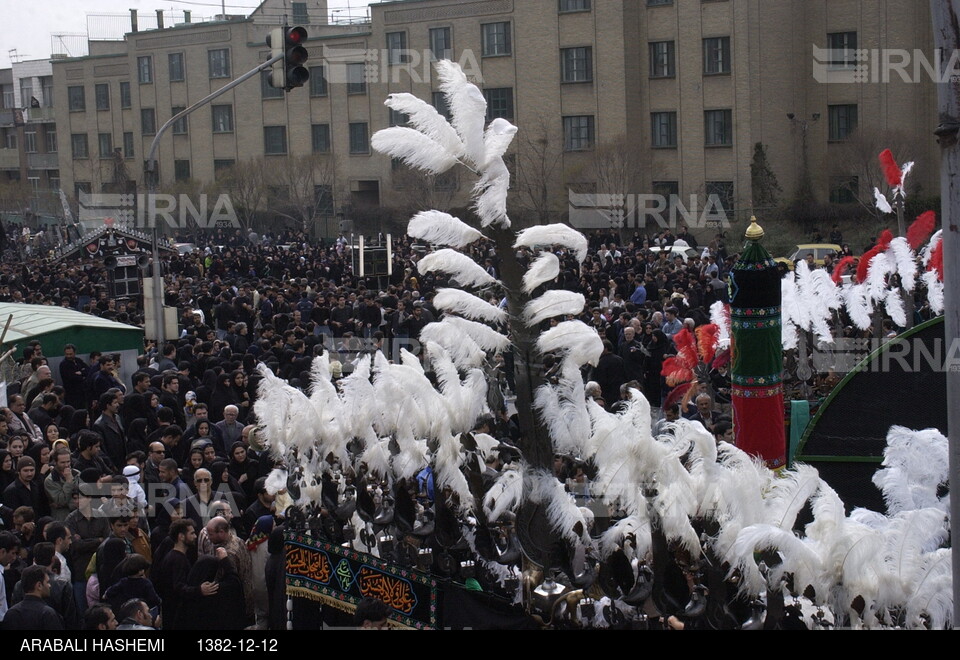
[873,426,949,514]
[921,270,944,315]
[416,248,498,289]
[462,527,520,594]
[765,464,822,530]
[873,187,893,214]
[881,508,949,601]
[433,288,506,324]
[804,481,847,545]
[898,161,915,195]
[841,282,873,330]
[469,432,501,461]
[428,341,489,434]
[435,60,487,168]
[421,322,485,368]
[792,260,842,344]
[599,515,652,560]
[264,468,288,496]
[533,359,590,455]
[337,355,376,440]
[522,252,561,294]
[407,211,484,249]
[780,274,800,351]
[392,427,428,481]
[529,469,589,545]
[731,524,825,598]
[482,118,518,165]
[384,92,464,156]
[371,127,459,174]
[514,224,589,264]
[904,548,953,629]
[537,320,604,367]
[484,466,523,522]
[472,158,511,228]
[884,288,907,327]
[399,348,424,373]
[709,301,731,349]
[888,237,918,293]
[361,438,392,479]
[523,290,585,325]
[921,229,942,266]
[434,432,474,512]
[864,250,896,304]
[440,315,510,354]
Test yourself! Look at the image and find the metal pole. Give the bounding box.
[929,0,960,628]
[144,54,283,344]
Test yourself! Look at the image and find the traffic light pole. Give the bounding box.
[143,53,282,344]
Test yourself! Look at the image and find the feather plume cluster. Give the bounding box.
[371,127,460,174]
[433,288,506,324]
[407,211,483,248]
[416,249,498,289]
[514,224,589,264]
[907,211,937,250]
[709,301,731,349]
[661,328,697,385]
[522,252,560,294]
[536,320,603,367]
[522,290,585,325]
[384,93,464,156]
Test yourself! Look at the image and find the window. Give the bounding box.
[95,83,110,111]
[264,126,287,155]
[141,108,157,135]
[651,111,677,148]
[309,66,328,96]
[23,130,36,154]
[647,0,672,5]
[484,88,514,121]
[386,32,407,65]
[653,181,679,199]
[209,49,230,78]
[559,0,591,11]
[45,127,57,153]
[40,77,53,107]
[1,85,13,109]
[71,134,89,159]
[389,109,409,127]
[20,80,32,108]
[430,27,452,61]
[649,41,675,77]
[98,133,113,158]
[312,124,331,153]
[123,132,134,158]
[433,92,452,120]
[827,32,857,69]
[212,105,233,133]
[120,82,131,109]
[3,129,16,149]
[169,52,185,82]
[214,159,235,180]
[706,181,734,215]
[561,47,593,82]
[482,22,511,57]
[704,109,733,146]
[261,70,283,99]
[292,2,308,24]
[829,104,857,141]
[349,122,369,154]
[174,160,191,182]
[703,37,731,75]
[68,86,85,111]
[347,63,366,94]
[172,107,187,135]
[138,56,153,84]
[830,176,858,204]
[563,115,594,151]
[74,182,92,197]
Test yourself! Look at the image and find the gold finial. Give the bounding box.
[745,217,764,241]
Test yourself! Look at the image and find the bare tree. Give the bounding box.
[268,153,340,234]
[512,115,564,224]
[222,157,269,230]
[390,164,460,219]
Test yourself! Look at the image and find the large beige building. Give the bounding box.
[36,0,939,234]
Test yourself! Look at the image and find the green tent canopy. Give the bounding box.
[0,302,143,356]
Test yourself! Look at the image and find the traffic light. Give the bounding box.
[267,26,310,91]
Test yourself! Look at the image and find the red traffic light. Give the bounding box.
[286,26,307,45]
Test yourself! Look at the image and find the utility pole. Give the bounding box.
[929,0,960,628]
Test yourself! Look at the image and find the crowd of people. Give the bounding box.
[0,218,930,630]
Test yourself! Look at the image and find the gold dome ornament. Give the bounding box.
[745,217,765,241]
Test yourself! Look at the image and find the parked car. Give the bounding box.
[774,243,842,270]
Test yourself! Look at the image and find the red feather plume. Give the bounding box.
[906,211,937,250]
[832,256,857,285]
[661,328,698,386]
[712,348,731,370]
[856,230,895,284]
[695,324,720,365]
[928,240,944,282]
[663,382,694,410]
[879,149,903,188]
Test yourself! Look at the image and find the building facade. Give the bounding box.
[44,0,937,234]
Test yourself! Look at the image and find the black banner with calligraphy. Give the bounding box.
[284,531,439,630]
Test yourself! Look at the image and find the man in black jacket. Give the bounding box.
[154,519,218,630]
[59,344,87,410]
[2,565,63,630]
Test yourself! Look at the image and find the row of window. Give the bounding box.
[650,37,731,78]
[3,126,57,153]
[69,82,133,112]
[134,49,231,86]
